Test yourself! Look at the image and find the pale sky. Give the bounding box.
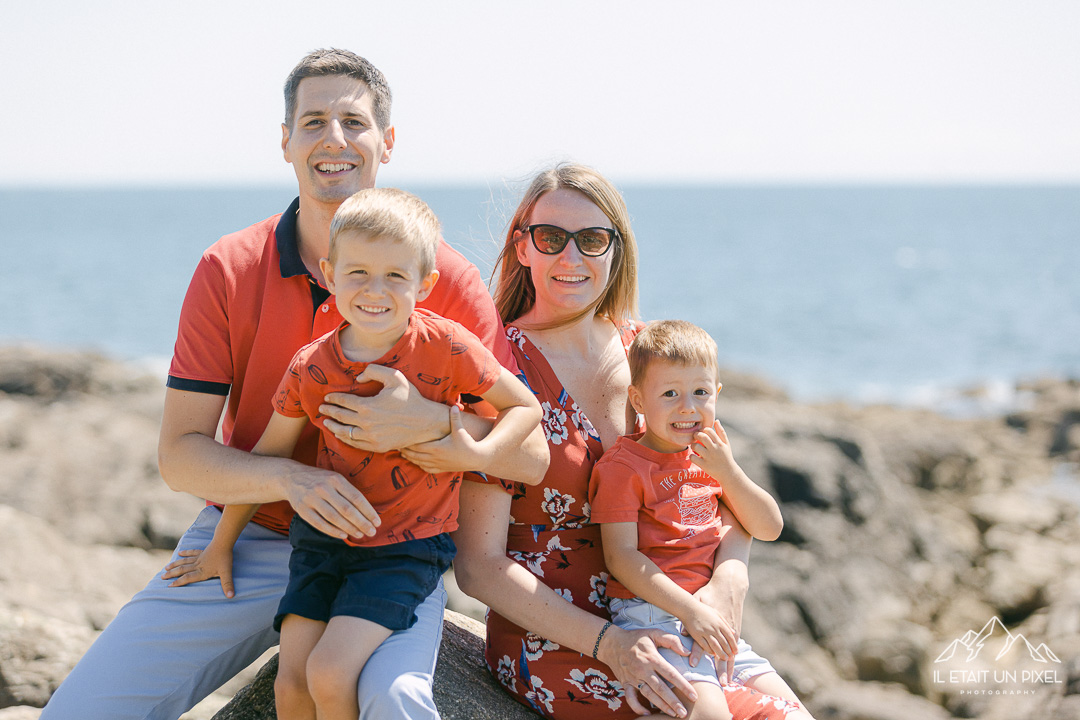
[3,0,1079,186]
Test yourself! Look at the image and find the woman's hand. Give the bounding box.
[320,364,449,453]
[400,406,489,474]
[598,624,697,718]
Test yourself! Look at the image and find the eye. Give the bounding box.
[693,388,711,396]
[388,271,405,280]
[662,389,677,398]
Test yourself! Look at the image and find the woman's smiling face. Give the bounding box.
[515,188,616,321]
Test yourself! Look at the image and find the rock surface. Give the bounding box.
[2,346,1079,719]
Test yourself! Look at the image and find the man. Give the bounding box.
[42,48,547,720]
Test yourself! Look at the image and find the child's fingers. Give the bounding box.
[219,568,235,599]
[167,567,205,587]
[712,420,729,443]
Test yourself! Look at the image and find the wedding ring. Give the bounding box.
[637,682,645,690]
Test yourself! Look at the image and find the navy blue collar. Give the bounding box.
[276,197,308,279]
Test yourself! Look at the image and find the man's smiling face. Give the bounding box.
[282,74,395,209]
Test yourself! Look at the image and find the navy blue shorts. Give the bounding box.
[274,516,456,632]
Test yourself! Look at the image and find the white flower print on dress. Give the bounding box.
[540,487,575,526]
[540,402,569,445]
[505,326,528,352]
[588,572,610,611]
[570,402,600,441]
[508,549,548,577]
[553,588,574,604]
[508,535,569,578]
[524,632,560,661]
[495,655,517,693]
[567,668,623,711]
[525,675,556,715]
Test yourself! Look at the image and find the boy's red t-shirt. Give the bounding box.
[273,309,499,546]
[588,434,726,599]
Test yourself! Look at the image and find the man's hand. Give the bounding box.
[283,466,381,540]
[320,364,448,454]
[162,542,237,598]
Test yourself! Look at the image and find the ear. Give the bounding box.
[319,257,336,293]
[281,123,292,164]
[380,126,396,164]
[627,384,644,415]
[416,269,440,302]
[514,230,531,268]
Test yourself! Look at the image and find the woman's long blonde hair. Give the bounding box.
[493,163,639,329]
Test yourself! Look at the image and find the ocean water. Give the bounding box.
[1,184,1078,408]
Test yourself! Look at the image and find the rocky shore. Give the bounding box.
[1,346,1078,720]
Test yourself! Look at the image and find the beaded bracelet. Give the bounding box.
[592,621,614,660]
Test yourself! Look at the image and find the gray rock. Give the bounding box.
[0,608,95,708]
[812,681,952,720]
[211,611,538,720]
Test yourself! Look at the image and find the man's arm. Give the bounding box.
[158,388,379,538]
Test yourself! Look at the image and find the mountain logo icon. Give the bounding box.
[934,616,1061,664]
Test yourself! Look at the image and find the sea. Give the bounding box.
[2,184,1078,413]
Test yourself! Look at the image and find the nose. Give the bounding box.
[323,119,347,149]
[555,240,585,265]
[362,278,385,297]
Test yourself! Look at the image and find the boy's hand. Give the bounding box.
[690,576,745,680]
[401,406,490,474]
[688,420,740,481]
[161,542,237,598]
[680,599,737,663]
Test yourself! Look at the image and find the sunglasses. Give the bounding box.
[522,224,619,257]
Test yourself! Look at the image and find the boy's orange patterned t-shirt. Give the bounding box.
[273,309,499,546]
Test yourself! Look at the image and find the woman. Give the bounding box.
[448,164,810,719]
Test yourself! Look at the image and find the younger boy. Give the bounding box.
[165,188,542,720]
[589,320,808,719]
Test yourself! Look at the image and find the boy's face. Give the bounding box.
[628,360,719,454]
[321,231,438,345]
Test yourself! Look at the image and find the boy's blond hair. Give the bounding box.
[328,188,440,276]
[628,320,720,387]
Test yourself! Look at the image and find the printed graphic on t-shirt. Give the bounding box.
[677,482,717,531]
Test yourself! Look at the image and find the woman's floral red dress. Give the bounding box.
[482,325,801,719]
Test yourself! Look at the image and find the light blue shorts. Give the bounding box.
[41,506,447,720]
[609,597,777,687]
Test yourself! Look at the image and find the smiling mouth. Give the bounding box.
[358,305,389,314]
[553,275,588,283]
[671,421,699,430]
[316,162,356,174]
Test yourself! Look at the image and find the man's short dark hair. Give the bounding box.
[284,48,392,131]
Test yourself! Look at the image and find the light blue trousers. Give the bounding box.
[40,506,446,720]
